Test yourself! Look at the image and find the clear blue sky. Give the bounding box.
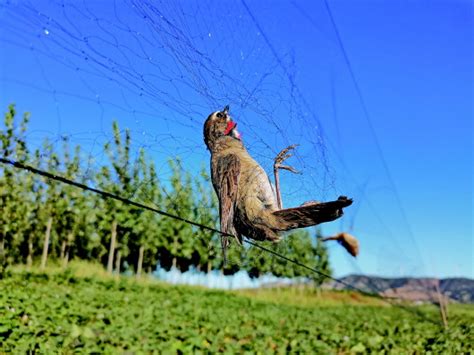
[0,0,472,278]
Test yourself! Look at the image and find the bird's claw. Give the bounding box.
[274,144,298,163]
[274,144,299,174]
[278,165,300,174]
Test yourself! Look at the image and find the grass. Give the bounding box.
[236,286,387,307]
[1,261,472,353]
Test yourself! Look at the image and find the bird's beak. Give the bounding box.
[223,105,229,114]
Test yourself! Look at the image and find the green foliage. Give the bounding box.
[160,158,196,270]
[2,104,471,353]
[1,271,472,353]
[190,167,220,272]
[312,229,332,286]
[0,104,333,280]
[245,229,332,283]
[0,104,33,269]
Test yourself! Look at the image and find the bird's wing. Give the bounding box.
[213,154,242,262]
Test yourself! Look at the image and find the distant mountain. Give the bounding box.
[440,278,474,303]
[323,275,474,304]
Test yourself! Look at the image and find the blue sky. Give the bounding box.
[0,0,472,278]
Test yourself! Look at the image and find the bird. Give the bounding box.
[203,105,353,261]
[321,232,359,257]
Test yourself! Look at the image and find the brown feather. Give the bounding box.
[322,232,359,257]
[204,109,353,250]
[272,197,352,231]
[212,154,242,244]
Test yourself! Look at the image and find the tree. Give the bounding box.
[52,138,95,267]
[0,105,37,268]
[0,103,333,285]
[245,241,275,279]
[244,228,332,284]
[159,158,195,271]
[21,148,43,267]
[96,121,139,273]
[128,149,164,277]
[38,139,62,270]
[310,228,332,286]
[190,167,220,273]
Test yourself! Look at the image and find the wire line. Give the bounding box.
[321,0,422,262]
[0,157,437,324]
[0,156,363,291]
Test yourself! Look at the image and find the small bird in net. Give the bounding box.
[321,232,360,257]
[203,105,353,261]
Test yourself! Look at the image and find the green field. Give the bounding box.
[1,264,472,353]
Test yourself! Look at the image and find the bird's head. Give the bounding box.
[203,105,241,151]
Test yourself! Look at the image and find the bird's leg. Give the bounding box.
[273,144,299,209]
[321,234,340,242]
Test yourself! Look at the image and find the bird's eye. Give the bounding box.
[216,112,223,118]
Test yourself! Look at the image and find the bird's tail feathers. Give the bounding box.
[272,196,352,230]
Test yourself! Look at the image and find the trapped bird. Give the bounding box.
[204,106,353,260]
[322,232,359,257]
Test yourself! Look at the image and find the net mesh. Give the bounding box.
[0,0,426,283]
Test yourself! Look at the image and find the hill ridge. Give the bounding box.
[324,275,474,303]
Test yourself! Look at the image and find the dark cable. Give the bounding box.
[0,156,362,291]
[0,157,438,324]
